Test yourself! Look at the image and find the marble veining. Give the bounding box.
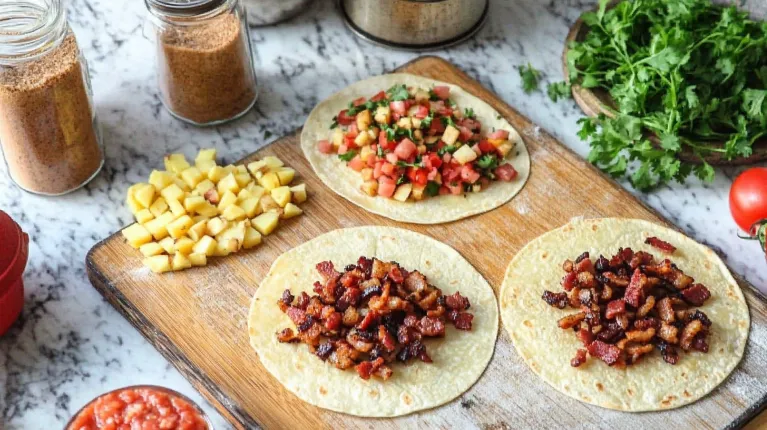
[1,0,765,429]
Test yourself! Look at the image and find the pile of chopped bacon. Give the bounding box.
[542,238,712,368]
[276,257,474,380]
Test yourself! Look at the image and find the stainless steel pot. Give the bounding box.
[340,0,489,50]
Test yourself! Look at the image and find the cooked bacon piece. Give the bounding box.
[596,321,624,343]
[355,360,375,380]
[594,255,611,272]
[624,269,648,308]
[625,328,655,343]
[426,305,446,318]
[562,259,574,272]
[378,325,396,352]
[636,295,656,318]
[397,325,420,345]
[656,297,676,322]
[452,312,474,330]
[558,312,586,329]
[331,341,358,369]
[616,314,630,330]
[403,271,428,293]
[347,329,375,352]
[692,333,709,352]
[286,307,306,325]
[657,341,679,364]
[645,259,694,290]
[315,341,334,360]
[587,340,622,366]
[417,289,441,311]
[370,259,392,279]
[685,310,712,327]
[561,271,578,291]
[277,328,297,343]
[357,309,379,330]
[645,236,677,253]
[609,248,634,268]
[681,284,711,306]
[316,261,339,282]
[600,285,614,301]
[626,343,654,363]
[659,322,679,344]
[360,279,383,302]
[278,289,295,312]
[357,256,373,276]
[296,292,310,310]
[340,269,363,288]
[600,272,630,288]
[325,312,342,331]
[306,297,323,318]
[542,290,568,309]
[575,257,595,274]
[629,251,655,269]
[418,316,446,337]
[374,364,393,380]
[337,287,362,311]
[444,292,471,310]
[298,323,322,346]
[578,288,596,306]
[388,265,405,283]
[576,328,594,346]
[605,299,626,319]
[575,251,590,264]
[633,317,660,331]
[577,272,598,289]
[571,349,588,367]
[680,319,704,351]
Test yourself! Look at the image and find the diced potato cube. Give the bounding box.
[172,253,192,271]
[498,142,514,158]
[259,194,280,212]
[126,193,143,215]
[217,190,238,211]
[191,215,208,224]
[134,184,156,208]
[216,220,246,245]
[237,189,253,201]
[145,211,176,240]
[332,128,344,149]
[158,237,175,254]
[188,219,208,242]
[262,156,284,170]
[149,197,169,218]
[258,172,280,191]
[412,184,426,201]
[196,202,219,218]
[167,215,194,239]
[393,183,413,202]
[252,212,280,236]
[172,176,190,192]
[167,199,186,217]
[246,184,266,200]
[442,125,461,146]
[164,154,190,174]
[148,171,175,190]
[414,129,423,140]
[374,106,391,124]
[217,173,240,195]
[222,204,246,221]
[247,160,268,176]
[397,117,413,130]
[160,184,185,202]
[417,144,427,154]
[135,209,154,224]
[203,188,220,205]
[234,173,252,188]
[208,166,228,183]
[189,253,207,267]
[271,186,291,208]
[361,168,373,181]
[184,195,206,213]
[222,165,237,175]
[139,242,164,257]
[196,159,217,178]
[192,236,217,257]
[275,168,295,186]
[356,109,372,131]
[282,203,303,219]
[453,144,478,165]
[240,197,262,218]
[144,255,172,273]
[195,148,217,164]
[289,183,307,203]
[488,138,506,148]
[122,223,153,249]
[361,180,378,196]
[235,165,248,174]
[354,131,372,147]
[195,179,215,195]
[215,238,241,256]
[359,145,374,162]
[175,237,195,255]
[206,217,229,237]
[243,227,262,249]
[181,167,204,188]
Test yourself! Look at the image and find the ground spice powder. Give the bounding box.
[157,13,257,125]
[0,34,103,195]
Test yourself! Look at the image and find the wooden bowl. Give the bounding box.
[563,4,767,166]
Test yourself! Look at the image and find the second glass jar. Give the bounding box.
[145,0,258,126]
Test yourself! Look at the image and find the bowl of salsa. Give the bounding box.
[66,385,211,430]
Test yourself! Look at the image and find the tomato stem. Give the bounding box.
[740,219,767,255]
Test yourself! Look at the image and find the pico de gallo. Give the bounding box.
[317,84,519,201]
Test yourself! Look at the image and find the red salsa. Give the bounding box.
[67,387,208,430]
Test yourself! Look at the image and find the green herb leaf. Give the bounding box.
[330,116,339,130]
[420,113,434,129]
[396,175,408,185]
[519,63,541,93]
[437,145,458,156]
[476,154,499,170]
[464,108,475,119]
[338,151,357,162]
[440,116,457,128]
[424,181,440,196]
[386,84,410,101]
[547,82,572,102]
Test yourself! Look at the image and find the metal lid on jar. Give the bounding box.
[145,0,228,17]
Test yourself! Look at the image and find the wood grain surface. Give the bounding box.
[86,56,767,430]
[562,2,767,166]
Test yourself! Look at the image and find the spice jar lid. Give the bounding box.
[146,0,227,16]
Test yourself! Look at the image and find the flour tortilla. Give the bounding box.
[247,227,499,417]
[499,218,750,411]
[300,73,531,224]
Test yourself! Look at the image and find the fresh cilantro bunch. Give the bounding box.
[552,0,767,190]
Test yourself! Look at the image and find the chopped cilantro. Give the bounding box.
[330,116,339,129]
[476,154,499,170]
[376,145,385,157]
[396,175,408,185]
[424,181,440,196]
[519,63,541,93]
[464,108,476,119]
[386,84,410,101]
[437,145,458,156]
[420,113,434,129]
[440,116,457,128]
[338,150,357,162]
[428,89,440,101]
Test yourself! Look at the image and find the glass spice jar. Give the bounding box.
[145,0,258,126]
[0,0,104,196]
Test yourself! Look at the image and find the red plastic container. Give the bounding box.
[0,210,28,336]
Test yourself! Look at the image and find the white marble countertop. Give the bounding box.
[1,0,765,428]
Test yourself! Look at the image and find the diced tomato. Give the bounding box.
[458,126,473,142]
[413,169,428,186]
[317,140,333,154]
[394,138,417,160]
[373,161,383,179]
[427,168,439,181]
[414,105,429,119]
[385,153,399,164]
[337,109,355,126]
[479,177,490,189]
[478,140,496,154]
[439,186,450,195]
[447,182,463,195]
[338,144,349,155]
[378,181,396,198]
[381,162,396,176]
[365,153,376,167]
[495,164,518,181]
[459,118,481,131]
[378,131,394,150]
[348,156,365,171]
[370,91,386,102]
[379,175,395,185]
[460,165,481,184]
[442,153,452,164]
[471,144,482,156]
[404,99,414,111]
[429,118,446,135]
[426,153,442,169]
[433,85,450,100]
[488,130,510,140]
[443,164,461,182]
[430,100,445,113]
[344,134,357,148]
[390,101,407,116]
[347,123,359,137]
[353,97,366,107]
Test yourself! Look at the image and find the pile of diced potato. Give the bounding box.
[121,149,307,273]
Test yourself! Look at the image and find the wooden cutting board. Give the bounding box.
[86,56,767,430]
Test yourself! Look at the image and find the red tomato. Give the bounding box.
[730,167,767,232]
[378,181,396,198]
[381,162,396,176]
[338,144,349,155]
[317,140,333,154]
[337,109,355,126]
[344,134,357,148]
[385,153,399,164]
[366,153,377,167]
[373,162,383,179]
[439,186,450,195]
[478,140,496,153]
[352,97,366,107]
[413,170,428,186]
[488,130,510,140]
[459,126,473,142]
[379,175,395,185]
[390,101,407,116]
[347,123,359,137]
[378,131,394,150]
[370,91,386,102]
[471,144,482,156]
[427,153,442,169]
[460,165,481,184]
[394,139,417,160]
[459,118,481,131]
[429,118,446,135]
[414,105,429,119]
[348,156,365,171]
[432,85,450,100]
[495,164,518,181]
